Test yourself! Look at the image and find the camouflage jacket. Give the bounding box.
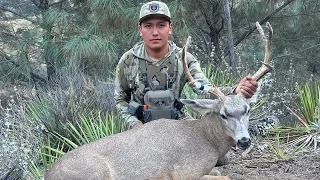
[114,41,234,128]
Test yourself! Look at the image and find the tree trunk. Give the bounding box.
[39,0,56,82]
[199,1,224,65]
[223,0,237,77]
[223,0,297,58]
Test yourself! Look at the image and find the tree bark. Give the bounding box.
[198,1,224,63]
[223,0,237,77]
[38,0,56,82]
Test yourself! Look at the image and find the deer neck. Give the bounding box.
[200,112,236,156]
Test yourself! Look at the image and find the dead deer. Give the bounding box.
[45,22,273,180]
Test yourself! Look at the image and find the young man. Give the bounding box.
[115,1,257,128]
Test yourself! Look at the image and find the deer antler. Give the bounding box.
[181,36,227,101]
[252,22,273,81]
[182,22,273,101]
[181,36,195,85]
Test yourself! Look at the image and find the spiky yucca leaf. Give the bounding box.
[28,137,67,180]
[265,121,320,150]
[297,82,320,125]
[59,112,126,146]
[267,133,309,160]
[29,112,127,179]
[264,83,320,151]
[29,160,42,180]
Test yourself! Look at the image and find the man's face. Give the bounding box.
[139,17,172,52]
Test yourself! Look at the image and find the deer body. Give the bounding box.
[45,96,250,180]
[46,22,273,180]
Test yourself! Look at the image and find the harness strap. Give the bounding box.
[168,51,175,89]
[139,50,176,92]
[140,58,150,92]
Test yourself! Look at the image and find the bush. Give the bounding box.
[26,68,117,135]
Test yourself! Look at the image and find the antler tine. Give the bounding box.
[181,36,227,101]
[252,22,274,82]
[182,36,196,85]
[208,86,227,101]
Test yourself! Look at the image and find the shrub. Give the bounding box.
[29,111,127,179]
[26,68,117,135]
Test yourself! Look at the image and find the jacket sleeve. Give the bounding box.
[186,52,235,98]
[114,53,142,128]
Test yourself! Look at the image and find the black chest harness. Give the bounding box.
[128,51,183,123]
[140,51,176,92]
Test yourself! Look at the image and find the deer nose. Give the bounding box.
[237,137,251,149]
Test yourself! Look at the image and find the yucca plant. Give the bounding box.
[267,133,309,160]
[265,82,320,150]
[61,112,127,146]
[286,83,320,149]
[29,111,127,179]
[50,111,127,154]
[266,106,320,150]
[28,137,67,179]
[296,82,320,125]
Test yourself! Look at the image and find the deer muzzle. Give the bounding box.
[237,137,251,149]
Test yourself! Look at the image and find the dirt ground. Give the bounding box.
[216,139,320,180]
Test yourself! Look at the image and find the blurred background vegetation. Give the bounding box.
[1,0,320,179]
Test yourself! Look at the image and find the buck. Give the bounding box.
[45,22,273,180]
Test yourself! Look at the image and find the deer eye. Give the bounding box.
[220,114,227,120]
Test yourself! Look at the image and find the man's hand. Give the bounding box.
[234,75,258,99]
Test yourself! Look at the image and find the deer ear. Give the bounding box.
[180,99,220,115]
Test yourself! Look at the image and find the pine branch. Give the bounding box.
[222,0,297,58]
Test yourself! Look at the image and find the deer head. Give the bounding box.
[181,22,273,149]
